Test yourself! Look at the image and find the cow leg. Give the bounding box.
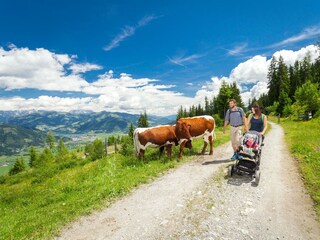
[201,141,208,155]
[166,145,173,160]
[159,146,165,159]
[209,135,213,155]
[140,149,145,162]
[179,141,187,160]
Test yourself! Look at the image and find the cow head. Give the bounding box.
[185,140,192,149]
[175,120,191,141]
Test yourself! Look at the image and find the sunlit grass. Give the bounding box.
[0,127,229,239]
[270,116,320,219]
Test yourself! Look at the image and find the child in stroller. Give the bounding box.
[228,130,264,185]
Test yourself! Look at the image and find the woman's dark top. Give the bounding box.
[249,115,264,132]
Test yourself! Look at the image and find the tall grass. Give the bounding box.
[271,116,320,218]
[0,127,230,239]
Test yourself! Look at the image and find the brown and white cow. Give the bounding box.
[176,115,215,159]
[133,124,191,159]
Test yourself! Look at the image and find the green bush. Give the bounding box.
[84,139,105,161]
[266,101,279,115]
[9,157,26,176]
[283,105,293,117]
[213,114,223,127]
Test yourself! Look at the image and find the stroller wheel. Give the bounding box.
[228,165,233,177]
[254,170,261,185]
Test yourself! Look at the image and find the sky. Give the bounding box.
[0,0,320,116]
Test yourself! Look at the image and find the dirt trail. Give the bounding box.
[58,123,320,240]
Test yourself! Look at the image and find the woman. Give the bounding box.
[247,104,267,136]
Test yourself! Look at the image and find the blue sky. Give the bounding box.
[0,0,320,115]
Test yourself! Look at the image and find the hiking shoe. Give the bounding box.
[230,153,237,161]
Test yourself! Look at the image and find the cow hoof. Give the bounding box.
[209,151,213,155]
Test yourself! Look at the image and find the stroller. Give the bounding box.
[228,130,264,185]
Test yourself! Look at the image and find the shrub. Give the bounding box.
[283,105,293,117]
[85,139,105,161]
[266,101,279,115]
[120,138,134,157]
[9,157,26,175]
[213,114,223,127]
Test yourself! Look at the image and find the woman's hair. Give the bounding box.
[252,103,262,117]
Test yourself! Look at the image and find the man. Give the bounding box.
[223,99,248,160]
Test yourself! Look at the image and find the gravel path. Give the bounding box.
[58,123,320,240]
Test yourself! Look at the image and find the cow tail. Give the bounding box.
[212,118,217,140]
[133,130,139,156]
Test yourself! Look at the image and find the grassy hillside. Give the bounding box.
[0,128,229,240]
[271,117,320,218]
[0,124,47,155]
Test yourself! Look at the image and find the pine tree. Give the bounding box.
[268,56,279,104]
[215,81,233,118]
[277,56,291,114]
[230,82,244,108]
[189,105,196,117]
[138,111,149,127]
[57,139,69,160]
[289,61,301,101]
[312,41,320,84]
[183,107,188,118]
[204,96,210,115]
[301,54,312,84]
[176,106,184,120]
[29,146,38,167]
[9,157,26,175]
[128,122,134,139]
[92,139,105,160]
[39,147,54,166]
[46,132,55,150]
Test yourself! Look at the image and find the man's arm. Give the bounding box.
[243,116,248,132]
[240,108,248,132]
[247,114,252,132]
[223,120,229,134]
[223,109,229,134]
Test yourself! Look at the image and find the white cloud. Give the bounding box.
[194,45,320,106]
[226,43,248,56]
[1,44,319,116]
[0,46,99,91]
[104,15,158,52]
[168,53,204,67]
[272,45,319,66]
[229,55,269,84]
[271,25,320,48]
[69,63,102,74]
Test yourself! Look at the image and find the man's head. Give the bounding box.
[229,99,237,109]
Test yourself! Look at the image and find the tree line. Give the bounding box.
[176,81,244,126]
[256,45,320,117]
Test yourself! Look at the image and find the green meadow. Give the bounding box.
[271,116,320,218]
[0,128,230,240]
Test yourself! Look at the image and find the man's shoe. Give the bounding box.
[231,153,237,161]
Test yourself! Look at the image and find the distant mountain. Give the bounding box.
[0,111,176,134]
[0,124,47,155]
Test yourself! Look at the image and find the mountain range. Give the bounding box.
[0,111,175,155]
[0,111,176,134]
[0,123,47,155]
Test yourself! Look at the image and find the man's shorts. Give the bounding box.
[230,126,242,147]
